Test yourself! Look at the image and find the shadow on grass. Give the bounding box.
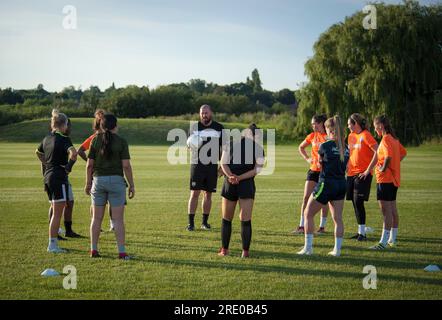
[125,240,441,274]
[128,255,442,287]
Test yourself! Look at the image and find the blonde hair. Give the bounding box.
[325,115,346,162]
[51,109,68,132]
[93,108,106,131]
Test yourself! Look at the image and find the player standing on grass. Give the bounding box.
[369,115,407,250]
[78,109,115,232]
[85,114,135,259]
[218,124,265,258]
[297,116,349,257]
[187,105,225,231]
[346,113,378,241]
[292,114,329,235]
[36,109,77,253]
[45,119,81,239]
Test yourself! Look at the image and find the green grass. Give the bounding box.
[0,141,441,300]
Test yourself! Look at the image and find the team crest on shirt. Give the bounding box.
[191,182,196,187]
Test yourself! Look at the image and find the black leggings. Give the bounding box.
[351,195,366,225]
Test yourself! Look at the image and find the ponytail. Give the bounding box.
[100,114,117,158]
[325,115,346,162]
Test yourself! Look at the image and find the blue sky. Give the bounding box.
[0,0,439,92]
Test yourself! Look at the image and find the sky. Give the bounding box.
[0,0,439,92]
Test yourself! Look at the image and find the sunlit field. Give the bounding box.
[0,139,441,299]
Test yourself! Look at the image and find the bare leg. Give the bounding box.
[188,190,200,214]
[298,195,323,255]
[90,206,105,251]
[328,200,344,256]
[202,191,212,215]
[110,206,125,254]
[49,202,65,239]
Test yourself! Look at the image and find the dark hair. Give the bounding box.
[349,113,369,131]
[93,109,106,131]
[248,123,260,136]
[100,114,117,158]
[312,114,327,131]
[65,118,72,136]
[374,115,397,139]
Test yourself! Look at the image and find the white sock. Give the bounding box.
[333,237,343,254]
[320,217,327,228]
[48,237,58,250]
[305,233,313,251]
[380,229,391,246]
[358,224,366,236]
[299,215,305,228]
[389,228,398,243]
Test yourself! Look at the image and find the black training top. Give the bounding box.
[318,140,349,181]
[37,131,74,182]
[189,120,226,166]
[226,137,265,177]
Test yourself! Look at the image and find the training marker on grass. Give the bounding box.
[424,265,440,272]
[41,269,60,277]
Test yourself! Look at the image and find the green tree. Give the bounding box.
[296,0,442,144]
[251,68,263,92]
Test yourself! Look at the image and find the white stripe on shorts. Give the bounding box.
[52,184,67,203]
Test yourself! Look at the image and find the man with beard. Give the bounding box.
[187,105,225,231]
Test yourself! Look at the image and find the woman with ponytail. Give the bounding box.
[346,113,378,241]
[78,109,115,232]
[292,114,330,235]
[297,115,349,257]
[36,109,77,253]
[370,115,407,250]
[85,114,135,259]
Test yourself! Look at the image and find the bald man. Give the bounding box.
[187,105,226,231]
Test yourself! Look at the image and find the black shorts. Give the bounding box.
[221,178,255,202]
[306,169,320,183]
[190,164,218,193]
[312,179,346,205]
[44,179,70,203]
[377,183,398,201]
[346,174,373,201]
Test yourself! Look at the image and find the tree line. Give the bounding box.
[0,69,297,125]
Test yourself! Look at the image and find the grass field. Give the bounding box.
[0,123,441,299]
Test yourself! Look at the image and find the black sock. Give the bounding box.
[241,220,252,251]
[188,214,195,226]
[221,219,232,249]
[64,221,72,233]
[202,214,209,225]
